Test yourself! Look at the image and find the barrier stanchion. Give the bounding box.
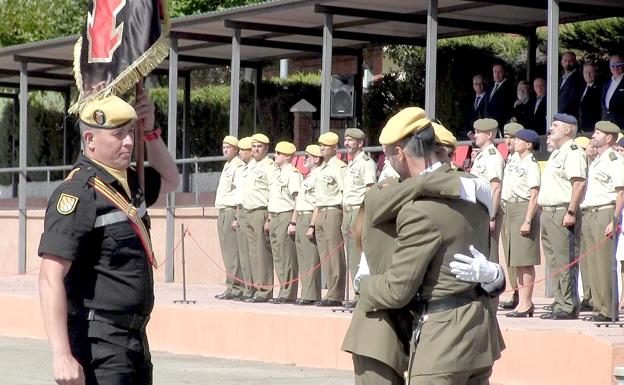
[174,223,196,304]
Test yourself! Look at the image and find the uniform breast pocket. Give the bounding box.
[102,224,143,268]
[321,174,338,194]
[348,167,364,185]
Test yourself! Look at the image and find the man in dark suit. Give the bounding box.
[531,77,547,135]
[602,53,624,129]
[485,63,515,131]
[559,51,584,119]
[579,63,603,133]
[465,74,488,137]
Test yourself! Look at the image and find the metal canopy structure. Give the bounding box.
[1,0,622,277]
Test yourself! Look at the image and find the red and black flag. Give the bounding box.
[70,0,170,113]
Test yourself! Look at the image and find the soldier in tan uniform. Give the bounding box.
[580,121,624,322]
[214,136,245,300]
[499,122,522,309]
[267,141,302,304]
[355,107,504,385]
[232,137,255,300]
[538,113,587,319]
[309,132,347,306]
[470,118,505,265]
[502,129,542,317]
[242,133,279,302]
[294,145,323,305]
[342,128,377,287]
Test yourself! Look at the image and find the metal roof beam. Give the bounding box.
[470,0,624,17]
[0,68,73,80]
[225,19,425,45]
[0,82,70,93]
[315,4,531,35]
[177,54,260,68]
[13,55,73,67]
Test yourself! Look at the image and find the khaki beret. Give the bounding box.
[379,107,431,145]
[238,137,252,150]
[573,136,590,149]
[275,141,296,155]
[432,122,457,147]
[305,144,321,157]
[223,135,239,147]
[79,95,137,129]
[503,122,524,136]
[595,120,620,134]
[473,118,498,132]
[345,128,365,140]
[318,132,339,146]
[251,133,270,144]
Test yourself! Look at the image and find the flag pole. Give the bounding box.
[136,81,145,192]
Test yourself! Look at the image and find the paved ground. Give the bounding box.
[0,336,353,385]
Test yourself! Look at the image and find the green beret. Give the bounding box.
[345,128,365,140]
[503,122,523,136]
[595,120,620,134]
[473,118,498,132]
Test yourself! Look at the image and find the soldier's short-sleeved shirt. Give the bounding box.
[215,156,245,209]
[502,153,541,201]
[268,164,302,213]
[538,139,588,207]
[343,151,376,206]
[295,167,320,212]
[378,158,400,183]
[501,152,519,201]
[38,154,161,315]
[314,156,346,207]
[581,147,624,208]
[234,158,255,206]
[470,143,504,183]
[242,156,279,210]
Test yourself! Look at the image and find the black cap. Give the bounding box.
[553,113,577,125]
[515,129,540,151]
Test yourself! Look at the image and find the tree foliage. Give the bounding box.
[167,0,264,18]
[559,17,624,59]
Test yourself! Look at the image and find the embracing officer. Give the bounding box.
[38,92,179,385]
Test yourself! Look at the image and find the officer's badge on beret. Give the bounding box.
[56,193,79,215]
[79,95,137,129]
[379,107,431,145]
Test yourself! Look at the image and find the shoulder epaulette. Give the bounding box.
[64,167,81,181]
[488,148,496,155]
[610,152,618,161]
[362,153,370,161]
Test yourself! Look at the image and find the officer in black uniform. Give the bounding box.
[38,91,179,385]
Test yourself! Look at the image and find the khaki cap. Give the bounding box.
[503,122,523,136]
[251,133,270,144]
[595,120,620,134]
[379,107,431,145]
[473,118,498,132]
[275,141,296,155]
[223,135,239,147]
[305,144,321,157]
[345,128,365,140]
[238,137,252,150]
[318,132,339,146]
[79,95,137,129]
[432,122,457,147]
[573,136,590,149]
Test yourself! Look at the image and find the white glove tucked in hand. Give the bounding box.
[450,245,500,284]
[353,252,370,293]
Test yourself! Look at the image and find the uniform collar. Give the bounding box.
[76,153,119,185]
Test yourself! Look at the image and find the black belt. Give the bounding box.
[410,288,483,315]
[68,305,150,330]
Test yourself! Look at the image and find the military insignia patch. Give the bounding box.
[56,193,79,215]
[489,148,496,155]
[610,152,618,161]
[570,144,578,150]
[93,110,106,125]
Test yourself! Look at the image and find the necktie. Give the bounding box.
[474,96,481,110]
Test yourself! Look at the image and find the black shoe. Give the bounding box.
[580,299,594,312]
[317,299,342,307]
[499,291,519,310]
[245,296,268,303]
[550,310,578,320]
[295,299,317,306]
[540,311,555,319]
[214,292,233,300]
[233,295,252,302]
[543,302,556,311]
[269,298,296,304]
[583,314,613,322]
[506,304,535,318]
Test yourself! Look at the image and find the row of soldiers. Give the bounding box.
[214,128,378,306]
[469,113,624,321]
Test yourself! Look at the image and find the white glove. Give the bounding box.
[353,252,370,293]
[450,245,499,284]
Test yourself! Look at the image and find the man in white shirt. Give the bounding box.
[602,53,624,129]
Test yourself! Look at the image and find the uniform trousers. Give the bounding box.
[236,208,255,298]
[315,208,346,302]
[217,207,243,296]
[269,211,298,300]
[409,366,492,385]
[540,207,580,314]
[353,353,404,385]
[581,206,615,317]
[245,208,274,299]
[295,212,321,301]
[342,206,361,283]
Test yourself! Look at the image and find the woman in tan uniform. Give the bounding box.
[502,129,541,317]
